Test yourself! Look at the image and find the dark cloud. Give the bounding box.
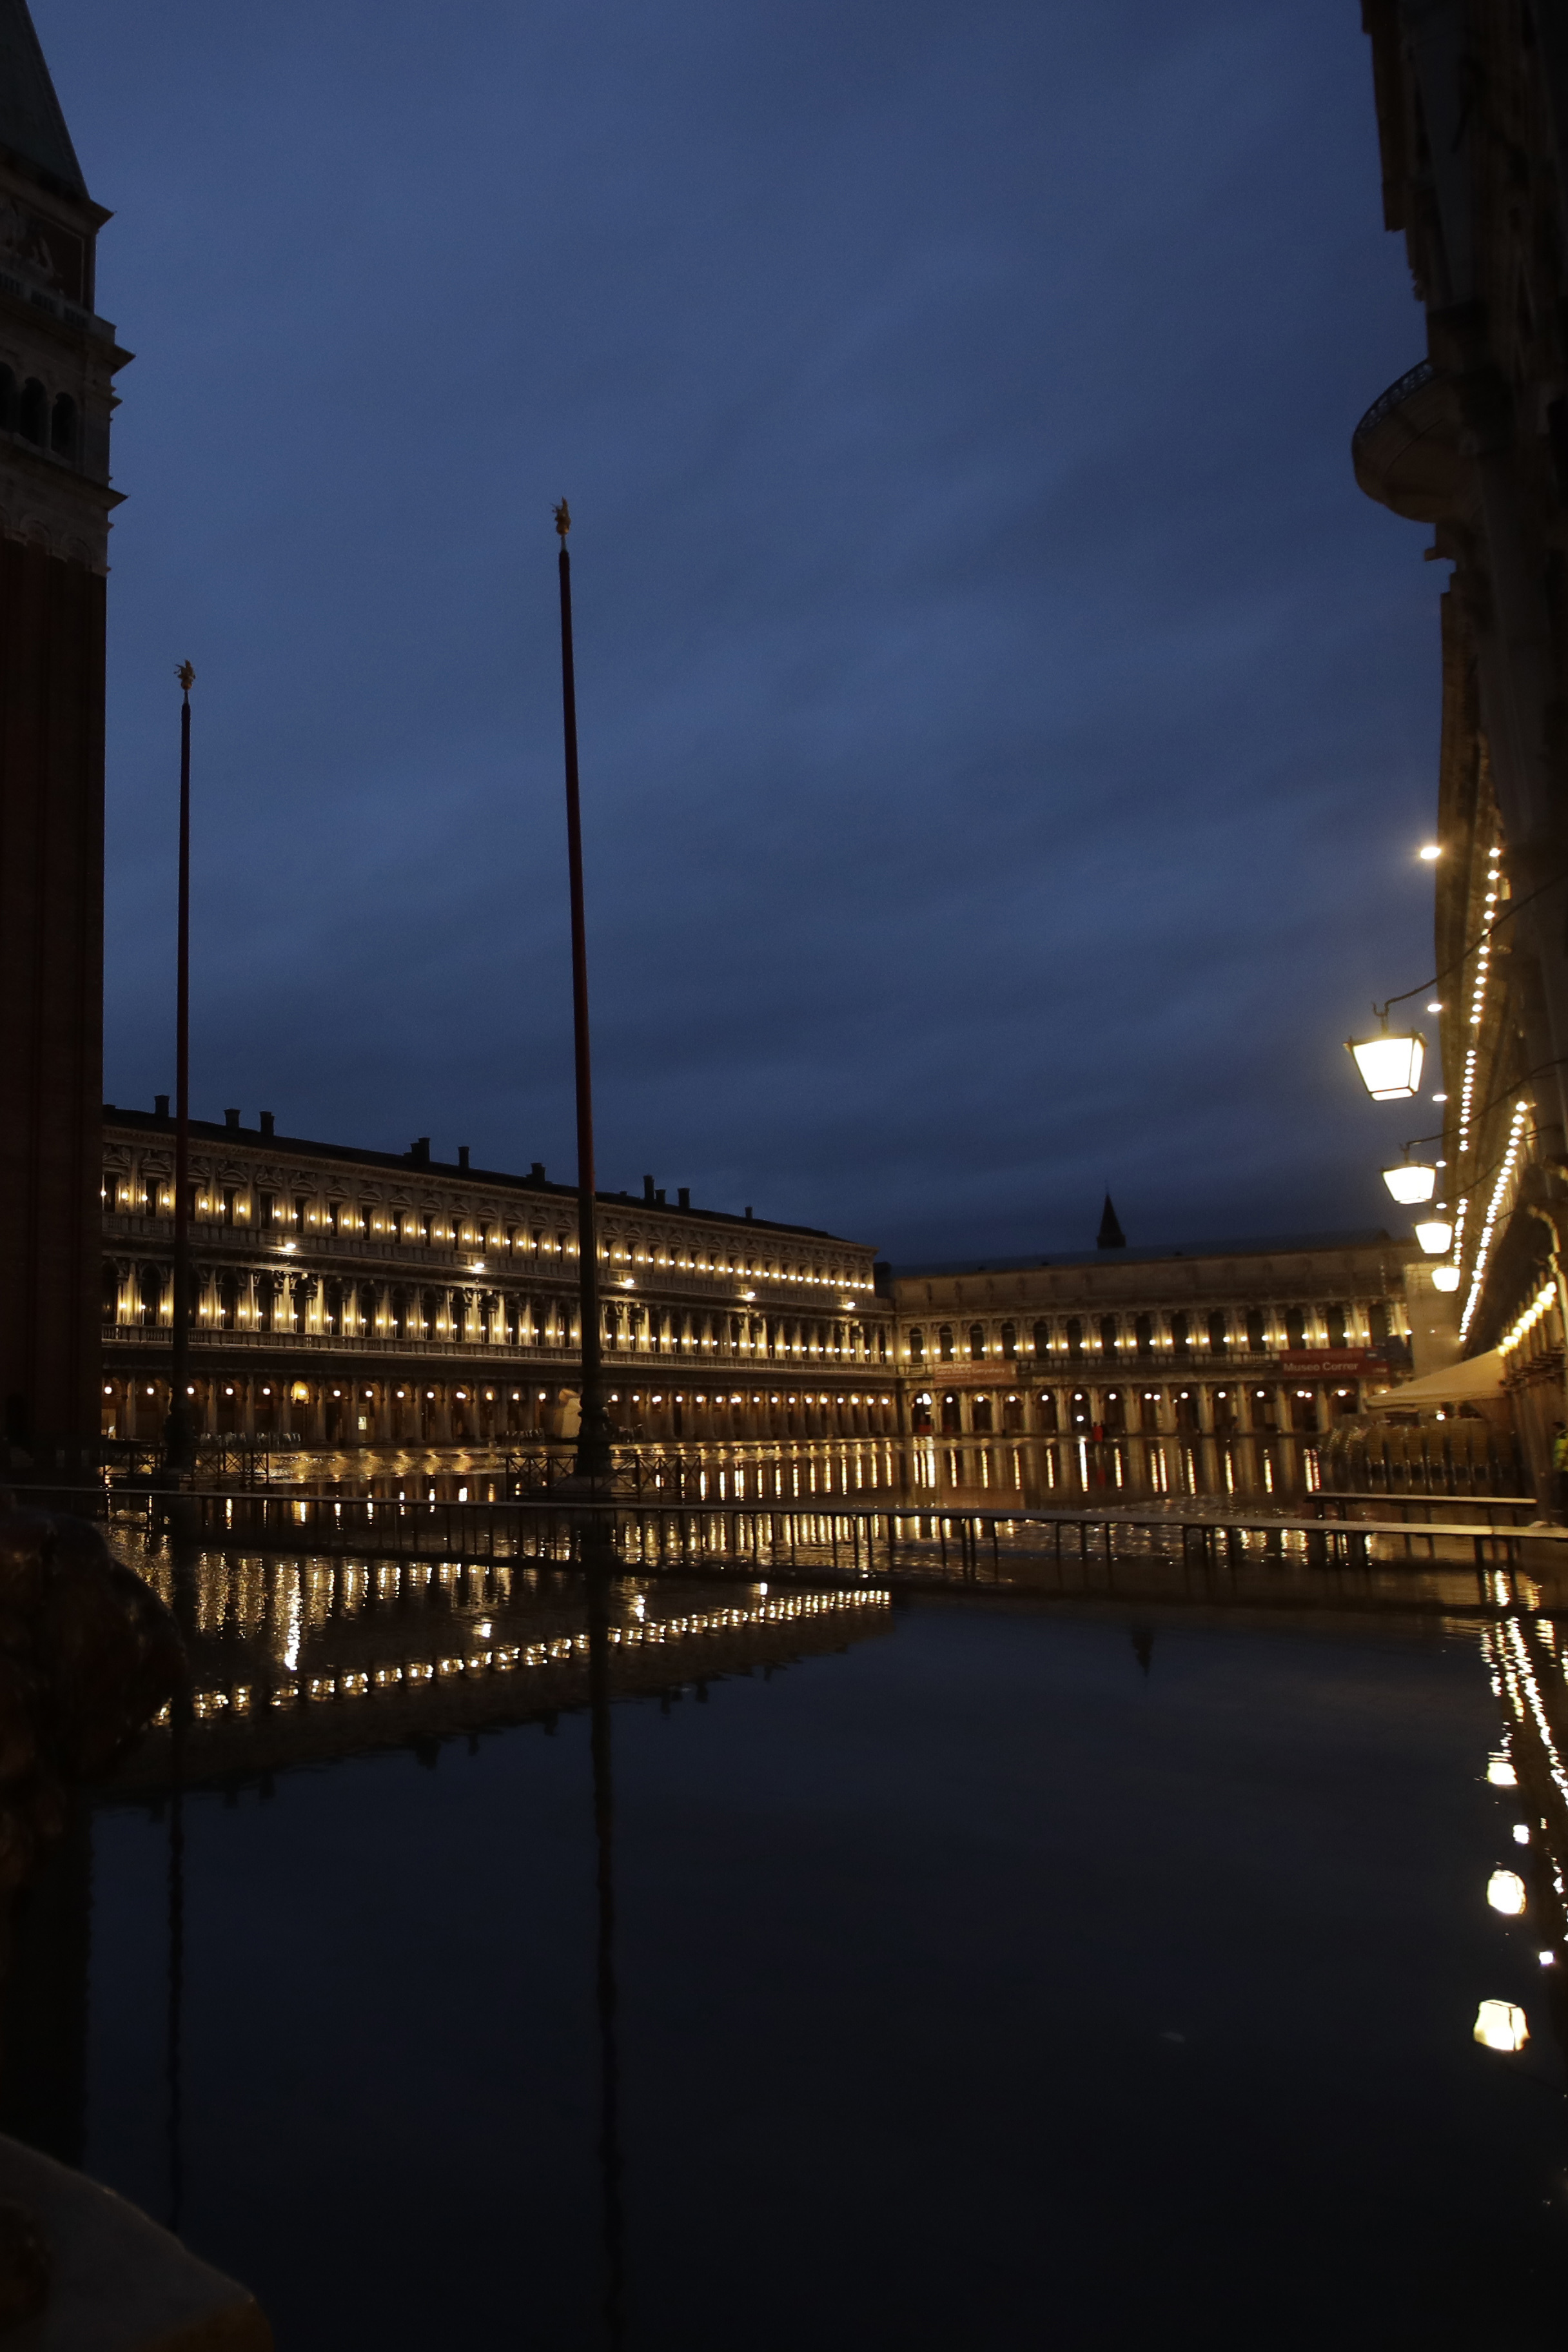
[44,0,1438,1259]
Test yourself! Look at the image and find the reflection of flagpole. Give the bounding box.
[164,1685,186,2234]
[165,1532,197,2235]
[585,1532,627,2346]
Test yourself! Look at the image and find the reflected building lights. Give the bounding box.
[1473,1999,1529,2053]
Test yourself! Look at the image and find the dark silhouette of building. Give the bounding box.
[0,1,128,1461]
[1355,2,1568,1492]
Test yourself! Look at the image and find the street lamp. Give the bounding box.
[1347,1026,1425,1100]
[1415,1217,1454,1255]
[1431,1264,1461,1292]
[1382,1161,1437,1204]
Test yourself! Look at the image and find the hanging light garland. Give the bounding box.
[1460,1100,1531,1340]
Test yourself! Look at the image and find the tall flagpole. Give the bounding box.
[554,503,611,1482]
[164,663,195,1476]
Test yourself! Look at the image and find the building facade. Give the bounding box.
[0,3,128,1460]
[100,1106,897,1453]
[1354,0,1568,1490]
[888,1230,1417,1464]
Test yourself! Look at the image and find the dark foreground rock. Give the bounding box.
[0,1502,181,1901]
[0,2133,270,2348]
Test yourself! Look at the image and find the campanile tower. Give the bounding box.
[0,3,127,1460]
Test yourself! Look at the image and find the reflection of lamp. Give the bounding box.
[1415,1218,1454,1255]
[1473,1999,1529,2053]
[1347,1028,1425,1100]
[1383,1162,1436,1204]
[1487,1869,1527,1916]
[1431,1264,1461,1292]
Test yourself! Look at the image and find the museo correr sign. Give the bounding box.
[1279,1349,1376,1377]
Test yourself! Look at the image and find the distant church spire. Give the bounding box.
[0,0,87,193]
[1097,1192,1126,1250]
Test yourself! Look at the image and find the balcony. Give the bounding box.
[101,1215,883,1318]
[101,1323,891,1380]
[1351,358,1459,524]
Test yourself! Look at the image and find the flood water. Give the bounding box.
[214,1432,1339,1509]
[6,1529,1568,2349]
[214,1426,1517,1518]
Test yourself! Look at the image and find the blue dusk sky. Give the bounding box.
[39,0,1440,1261]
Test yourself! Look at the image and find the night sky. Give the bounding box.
[41,0,1440,1264]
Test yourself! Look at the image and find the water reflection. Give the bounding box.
[218,1431,1332,1511]
[99,1534,891,1793]
[1477,1592,1568,2073]
[8,1538,1568,2346]
[584,1531,627,2349]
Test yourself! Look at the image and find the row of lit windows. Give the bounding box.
[901,1302,1391,1364]
[103,1268,884,1359]
[101,1176,869,1293]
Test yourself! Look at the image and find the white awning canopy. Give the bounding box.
[1365,1348,1505,1410]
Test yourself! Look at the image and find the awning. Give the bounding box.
[1364,1348,1505,1410]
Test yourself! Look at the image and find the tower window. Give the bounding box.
[18,378,45,445]
[49,393,76,458]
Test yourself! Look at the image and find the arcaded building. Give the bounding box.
[101,1104,897,1452]
[1354,2,1568,1489]
[890,1229,1417,1458]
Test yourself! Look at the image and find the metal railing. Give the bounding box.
[19,1480,1562,1587]
[1353,357,1436,444]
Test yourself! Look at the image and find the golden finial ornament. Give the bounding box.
[553,499,571,539]
[176,662,195,692]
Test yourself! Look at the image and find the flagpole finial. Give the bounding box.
[176,661,194,692]
[553,499,571,540]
